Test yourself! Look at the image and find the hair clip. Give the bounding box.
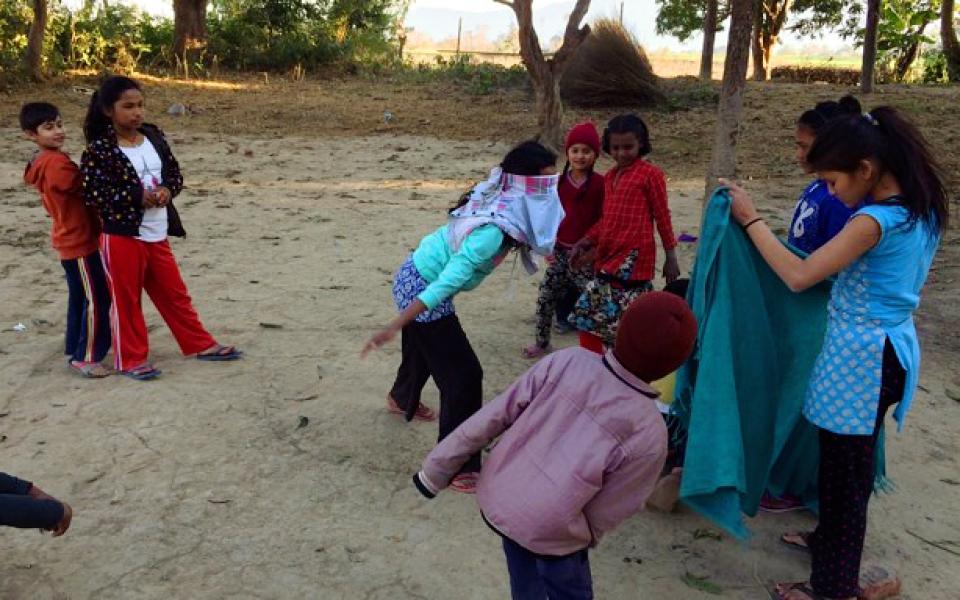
[863,112,878,126]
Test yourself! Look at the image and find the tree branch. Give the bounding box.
[552,0,592,72]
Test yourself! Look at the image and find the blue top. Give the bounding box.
[788,180,855,254]
[803,203,940,434]
[412,223,507,310]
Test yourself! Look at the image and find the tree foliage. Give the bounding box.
[655,0,731,42]
[0,0,401,80]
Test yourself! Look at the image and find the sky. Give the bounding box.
[67,0,852,53]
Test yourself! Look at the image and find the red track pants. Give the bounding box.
[101,234,216,371]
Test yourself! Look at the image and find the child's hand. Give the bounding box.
[154,186,171,206]
[663,252,681,284]
[719,178,760,226]
[50,501,72,537]
[362,326,398,358]
[570,238,596,270]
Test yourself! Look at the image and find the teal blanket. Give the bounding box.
[674,189,886,539]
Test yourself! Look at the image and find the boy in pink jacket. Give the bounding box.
[413,292,697,599]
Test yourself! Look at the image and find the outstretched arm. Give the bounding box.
[723,179,880,292]
[414,356,557,496]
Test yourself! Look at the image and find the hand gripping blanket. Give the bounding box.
[673,188,886,539]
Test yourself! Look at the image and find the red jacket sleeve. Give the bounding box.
[647,168,677,251]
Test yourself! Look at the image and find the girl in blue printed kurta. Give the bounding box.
[362,141,563,494]
[723,105,949,600]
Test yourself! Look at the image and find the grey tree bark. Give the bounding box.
[495,0,592,150]
[704,0,754,202]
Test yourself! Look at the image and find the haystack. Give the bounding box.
[561,19,664,107]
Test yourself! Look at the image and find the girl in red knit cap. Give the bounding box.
[522,122,604,359]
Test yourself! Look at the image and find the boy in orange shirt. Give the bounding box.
[21,102,112,378]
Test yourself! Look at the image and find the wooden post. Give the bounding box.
[456,17,462,57]
[620,2,624,25]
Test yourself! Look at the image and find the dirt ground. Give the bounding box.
[1,74,958,599]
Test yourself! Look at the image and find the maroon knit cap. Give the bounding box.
[614,291,698,383]
[565,122,601,156]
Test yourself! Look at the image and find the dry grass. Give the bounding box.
[560,19,664,108]
[2,71,957,352]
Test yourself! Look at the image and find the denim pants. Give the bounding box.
[501,536,593,600]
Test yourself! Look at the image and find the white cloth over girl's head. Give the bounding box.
[447,167,565,273]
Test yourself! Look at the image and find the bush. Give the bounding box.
[0,0,399,78]
[770,65,861,85]
[0,0,33,82]
[390,54,528,95]
[919,48,949,84]
[561,19,664,108]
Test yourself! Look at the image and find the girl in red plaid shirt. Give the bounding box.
[570,114,680,351]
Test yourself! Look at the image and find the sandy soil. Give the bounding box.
[1,76,959,599]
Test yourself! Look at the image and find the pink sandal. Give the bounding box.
[386,394,437,422]
[521,344,552,360]
[449,473,478,494]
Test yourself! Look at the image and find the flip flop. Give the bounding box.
[858,565,901,600]
[521,344,551,359]
[449,473,478,494]
[69,360,112,379]
[121,364,162,381]
[386,394,436,422]
[196,345,243,361]
[780,531,812,554]
[768,582,825,600]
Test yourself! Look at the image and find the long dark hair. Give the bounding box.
[798,95,861,135]
[807,106,950,233]
[83,76,142,143]
[449,140,557,214]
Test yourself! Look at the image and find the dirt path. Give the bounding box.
[1,77,958,599]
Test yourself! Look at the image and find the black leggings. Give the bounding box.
[390,314,483,473]
[809,339,905,598]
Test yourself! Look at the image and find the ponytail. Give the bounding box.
[797,95,862,135]
[807,105,950,233]
[83,76,142,143]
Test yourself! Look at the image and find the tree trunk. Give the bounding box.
[700,0,718,81]
[25,0,47,81]
[944,0,960,81]
[704,0,754,202]
[173,0,208,64]
[862,0,881,93]
[751,1,791,81]
[751,0,765,81]
[895,21,933,82]
[498,0,591,150]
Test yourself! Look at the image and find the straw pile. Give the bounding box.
[561,19,664,107]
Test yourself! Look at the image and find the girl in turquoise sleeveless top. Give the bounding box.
[722,105,949,600]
